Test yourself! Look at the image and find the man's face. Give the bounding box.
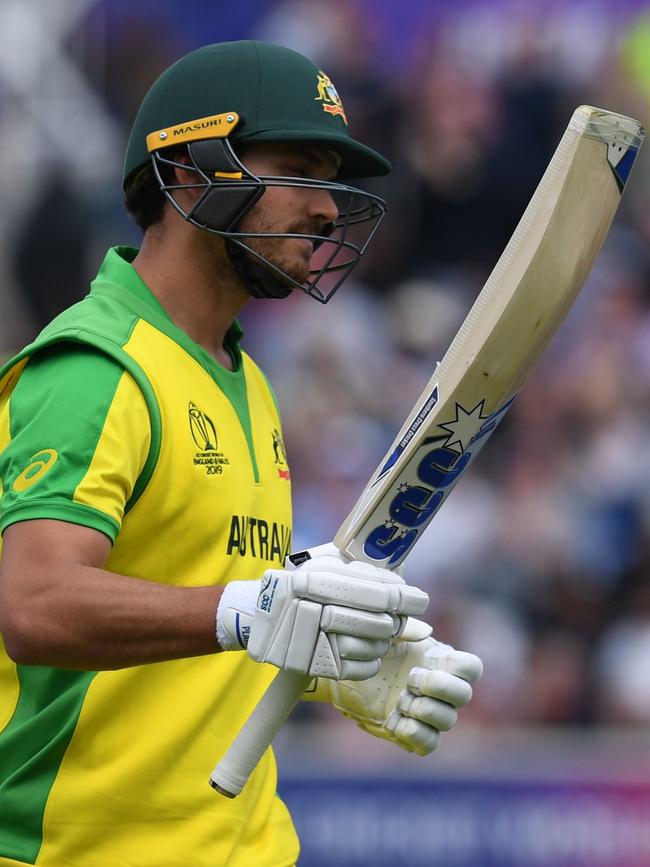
[236,142,340,284]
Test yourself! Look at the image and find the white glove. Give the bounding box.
[314,619,483,754]
[216,544,429,681]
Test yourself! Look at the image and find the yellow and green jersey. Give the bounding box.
[0,247,298,867]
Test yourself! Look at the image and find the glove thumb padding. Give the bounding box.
[419,645,484,682]
[394,617,432,643]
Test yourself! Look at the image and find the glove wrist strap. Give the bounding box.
[216,580,260,651]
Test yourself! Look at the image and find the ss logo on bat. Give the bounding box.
[363,445,471,565]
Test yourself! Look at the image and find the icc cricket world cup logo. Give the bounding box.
[189,402,218,451]
[188,401,229,476]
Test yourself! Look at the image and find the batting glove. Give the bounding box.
[313,619,483,754]
[216,544,429,681]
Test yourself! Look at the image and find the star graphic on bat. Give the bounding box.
[397,483,410,493]
[438,400,488,453]
[383,519,397,530]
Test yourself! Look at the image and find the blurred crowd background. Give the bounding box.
[3,0,650,769]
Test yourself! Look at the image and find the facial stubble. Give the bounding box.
[237,211,323,285]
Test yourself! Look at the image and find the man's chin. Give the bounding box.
[265,257,310,286]
[245,240,311,286]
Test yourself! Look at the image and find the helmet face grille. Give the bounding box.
[225,181,387,303]
[151,139,387,303]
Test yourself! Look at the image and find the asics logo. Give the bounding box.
[13,449,58,492]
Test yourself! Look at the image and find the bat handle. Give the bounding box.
[209,670,311,797]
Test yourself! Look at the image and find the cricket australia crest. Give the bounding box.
[315,71,348,123]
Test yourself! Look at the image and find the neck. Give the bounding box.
[131,218,249,370]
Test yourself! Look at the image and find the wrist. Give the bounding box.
[216,579,260,651]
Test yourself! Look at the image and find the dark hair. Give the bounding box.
[123,146,191,231]
[123,164,168,232]
[123,143,245,232]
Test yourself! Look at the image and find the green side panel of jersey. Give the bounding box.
[0,666,96,863]
[1,344,125,540]
[0,294,163,517]
[0,293,155,861]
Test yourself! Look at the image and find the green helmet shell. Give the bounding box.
[123,40,391,188]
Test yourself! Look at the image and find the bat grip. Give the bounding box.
[209,670,311,797]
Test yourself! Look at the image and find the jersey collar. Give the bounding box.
[90,246,244,368]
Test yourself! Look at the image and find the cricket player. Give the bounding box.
[0,42,482,867]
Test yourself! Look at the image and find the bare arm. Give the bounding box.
[0,519,224,670]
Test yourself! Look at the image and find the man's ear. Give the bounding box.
[174,166,200,190]
[169,151,203,202]
[172,152,198,188]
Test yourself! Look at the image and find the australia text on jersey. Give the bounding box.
[226,515,291,565]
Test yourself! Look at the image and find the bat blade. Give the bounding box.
[209,105,644,798]
[336,105,644,568]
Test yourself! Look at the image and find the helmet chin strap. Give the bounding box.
[225,239,294,300]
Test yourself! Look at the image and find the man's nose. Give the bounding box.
[307,187,339,224]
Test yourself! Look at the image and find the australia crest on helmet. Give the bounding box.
[315,71,348,124]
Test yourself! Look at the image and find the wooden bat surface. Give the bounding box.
[209,105,644,798]
[335,105,642,568]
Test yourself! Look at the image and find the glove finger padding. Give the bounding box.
[335,636,391,661]
[292,570,428,617]
[323,635,483,754]
[422,645,484,683]
[219,544,431,682]
[249,599,393,677]
[408,668,474,708]
[397,692,458,731]
[384,713,441,756]
[338,658,382,681]
[319,605,395,640]
[244,567,423,680]
[309,633,387,680]
[395,617,433,643]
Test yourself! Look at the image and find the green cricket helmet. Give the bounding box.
[123,41,390,302]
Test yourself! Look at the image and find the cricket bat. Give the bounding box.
[210,105,644,797]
